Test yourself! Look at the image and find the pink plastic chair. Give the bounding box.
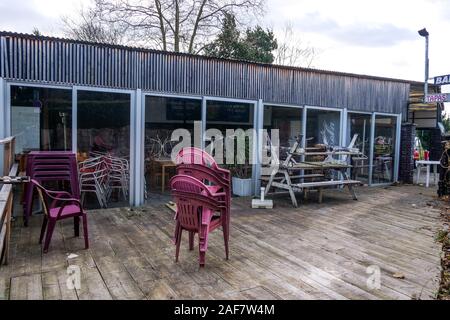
[24,151,79,226]
[31,179,88,253]
[176,163,231,242]
[170,175,229,267]
[175,147,230,181]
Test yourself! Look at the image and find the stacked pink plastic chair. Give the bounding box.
[32,179,88,253]
[170,175,228,267]
[24,151,80,226]
[175,147,231,228]
[171,147,231,266]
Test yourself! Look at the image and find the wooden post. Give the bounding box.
[0,137,16,266]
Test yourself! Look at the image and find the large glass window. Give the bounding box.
[347,113,371,184]
[372,115,397,184]
[77,90,131,158]
[11,86,72,153]
[263,105,303,148]
[306,109,341,147]
[144,96,202,192]
[262,105,303,181]
[205,100,254,177]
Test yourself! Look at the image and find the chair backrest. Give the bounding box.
[176,163,230,190]
[170,174,213,196]
[175,147,217,167]
[27,152,80,197]
[172,180,223,231]
[31,179,50,216]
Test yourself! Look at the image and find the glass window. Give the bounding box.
[263,105,303,148]
[77,90,131,158]
[306,109,341,147]
[347,113,371,184]
[205,100,254,178]
[372,115,397,184]
[11,86,72,153]
[144,96,202,192]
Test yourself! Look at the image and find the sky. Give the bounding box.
[0,0,450,87]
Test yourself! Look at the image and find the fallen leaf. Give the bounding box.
[67,253,78,259]
[393,272,405,279]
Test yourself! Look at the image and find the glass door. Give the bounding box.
[372,115,397,184]
[347,113,372,184]
[144,95,202,194]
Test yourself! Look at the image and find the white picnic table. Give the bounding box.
[416,160,440,188]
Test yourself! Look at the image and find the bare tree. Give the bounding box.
[32,28,43,36]
[274,23,318,68]
[62,6,130,45]
[86,0,266,53]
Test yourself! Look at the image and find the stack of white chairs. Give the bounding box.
[79,156,109,208]
[103,154,130,201]
[78,152,130,208]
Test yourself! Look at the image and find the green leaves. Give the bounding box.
[204,13,277,64]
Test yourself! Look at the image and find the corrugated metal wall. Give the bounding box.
[0,33,410,114]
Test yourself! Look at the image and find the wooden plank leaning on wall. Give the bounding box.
[0,137,17,265]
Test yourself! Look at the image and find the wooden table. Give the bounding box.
[153,159,176,192]
[264,161,361,207]
[416,160,440,188]
[264,136,362,207]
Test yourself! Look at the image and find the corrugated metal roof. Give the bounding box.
[0,30,414,114]
[0,30,428,86]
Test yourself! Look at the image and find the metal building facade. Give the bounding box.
[0,32,410,114]
[0,32,408,206]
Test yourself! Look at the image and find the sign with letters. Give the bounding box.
[434,74,450,85]
[425,93,449,103]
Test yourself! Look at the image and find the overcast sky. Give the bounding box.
[1,0,450,86]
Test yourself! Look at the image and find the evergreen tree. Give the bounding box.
[205,13,277,64]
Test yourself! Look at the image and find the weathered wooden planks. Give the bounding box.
[0,184,443,300]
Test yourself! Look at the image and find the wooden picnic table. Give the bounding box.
[263,135,362,207]
[265,161,360,207]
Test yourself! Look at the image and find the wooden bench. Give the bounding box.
[260,173,324,182]
[293,179,362,203]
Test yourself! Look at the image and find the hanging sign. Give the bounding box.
[434,74,450,85]
[425,93,450,103]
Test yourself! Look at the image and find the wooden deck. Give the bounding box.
[0,185,443,300]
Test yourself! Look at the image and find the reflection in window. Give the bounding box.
[263,105,303,163]
[263,106,303,148]
[144,96,202,192]
[206,100,254,177]
[145,96,201,159]
[372,116,397,184]
[306,109,341,147]
[11,86,72,153]
[347,113,371,183]
[77,91,130,158]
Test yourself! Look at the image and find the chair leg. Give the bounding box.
[199,250,206,268]
[81,192,86,207]
[74,216,80,237]
[39,216,48,244]
[173,221,180,244]
[222,215,229,260]
[189,232,194,251]
[43,219,57,253]
[198,225,209,267]
[175,228,182,262]
[222,226,229,260]
[82,215,89,249]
